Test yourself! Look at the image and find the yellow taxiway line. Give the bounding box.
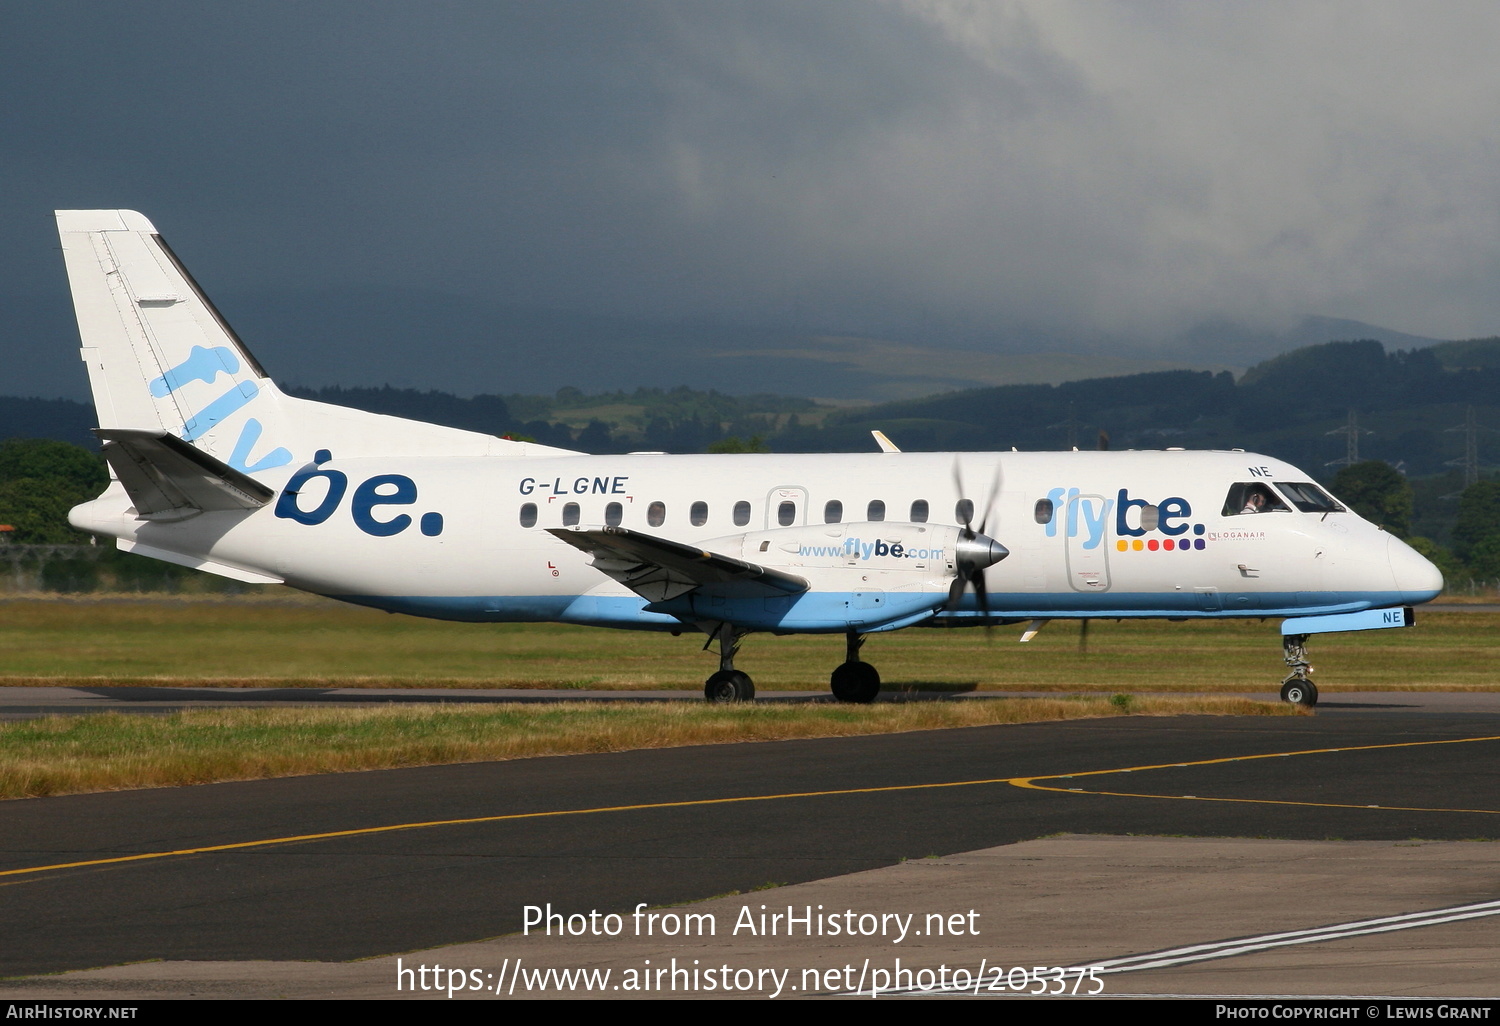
[6,734,1499,881]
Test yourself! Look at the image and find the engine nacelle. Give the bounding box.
[712,520,963,576]
[654,521,1007,633]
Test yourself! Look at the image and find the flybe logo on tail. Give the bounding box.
[151,345,292,474]
[1043,487,1207,551]
[275,450,445,537]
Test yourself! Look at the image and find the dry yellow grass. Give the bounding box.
[0,695,1299,800]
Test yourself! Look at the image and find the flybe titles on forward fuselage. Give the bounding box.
[1043,487,1208,551]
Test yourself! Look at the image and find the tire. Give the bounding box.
[830,661,881,704]
[1280,679,1318,707]
[705,670,754,703]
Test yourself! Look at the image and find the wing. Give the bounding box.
[547,526,808,604]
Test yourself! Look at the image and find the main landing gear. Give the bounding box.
[1279,633,1319,707]
[703,623,754,703]
[701,626,882,704]
[830,631,880,704]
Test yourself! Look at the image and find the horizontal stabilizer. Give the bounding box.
[119,540,285,585]
[548,526,808,604]
[96,428,274,517]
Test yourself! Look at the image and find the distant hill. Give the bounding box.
[13,275,1447,403]
[779,339,1499,483]
[0,396,97,450]
[1428,337,1500,371]
[5,337,1494,483]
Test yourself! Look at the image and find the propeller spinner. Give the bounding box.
[947,458,1009,619]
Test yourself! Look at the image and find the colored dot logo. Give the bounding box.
[1116,538,1206,552]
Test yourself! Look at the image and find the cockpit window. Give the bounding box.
[1273,481,1345,514]
[1223,483,1290,516]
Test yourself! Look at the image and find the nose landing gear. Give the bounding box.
[1279,633,1318,707]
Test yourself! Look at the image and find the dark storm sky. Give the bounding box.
[5,2,1499,398]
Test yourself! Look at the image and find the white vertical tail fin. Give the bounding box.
[55,210,577,473]
[56,209,297,473]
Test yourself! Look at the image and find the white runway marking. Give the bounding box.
[1088,898,1500,975]
[866,899,1500,997]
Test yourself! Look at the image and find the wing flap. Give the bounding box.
[548,526,808,604]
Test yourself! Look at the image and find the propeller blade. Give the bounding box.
[973,569,993,640]
[946,574,968,611]
[949,454,1005,634]
[952,457,975,535]
[976,460,1003,536]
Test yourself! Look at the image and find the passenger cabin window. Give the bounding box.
[1275,482,1346,514]
[562,502,580,526]
[1033,498,1053,525]
[778,501,796,527]
[520,502,538,528]
[690,500,709,527]
[733,500,751,526]
[1223,483,1290,516]
[605,502,623,527]
[867,499,885,522]
[824,499,843,524]
[647,501,666,527]
[955,498,974,524]
[910,499,929,523]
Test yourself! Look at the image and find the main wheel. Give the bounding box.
[704,670,755,703]
[830,661,881,704]
[1280,678,1318,707]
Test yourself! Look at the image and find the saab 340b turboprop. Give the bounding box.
[54,210,1444,706]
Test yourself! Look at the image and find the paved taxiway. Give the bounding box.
[4,685,1500,718]
[4,700,1500,997]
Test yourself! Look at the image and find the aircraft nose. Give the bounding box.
[1388,534,1443,604]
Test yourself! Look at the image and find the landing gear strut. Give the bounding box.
[704,622,754,703]
[830,631,880,704]
[1279,633,1318,707]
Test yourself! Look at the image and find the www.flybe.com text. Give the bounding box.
[797,538,946,561]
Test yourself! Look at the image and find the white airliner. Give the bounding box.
[54,210,1444,706]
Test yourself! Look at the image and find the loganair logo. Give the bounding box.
[1043,487,1208,552]
[151,345,293,474]
[275,450,444,537]
[797,537,946,561]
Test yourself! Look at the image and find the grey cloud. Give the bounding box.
[3,2,1498,399]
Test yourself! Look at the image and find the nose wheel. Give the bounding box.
[830,632,881,703]
[1279,678,1318,706]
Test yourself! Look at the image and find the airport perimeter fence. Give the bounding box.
[0,543,260,595]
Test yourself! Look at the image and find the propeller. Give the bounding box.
[946,457,1009,623]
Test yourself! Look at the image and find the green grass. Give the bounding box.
[0,696,1298,800]
[0,597,1494,692]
